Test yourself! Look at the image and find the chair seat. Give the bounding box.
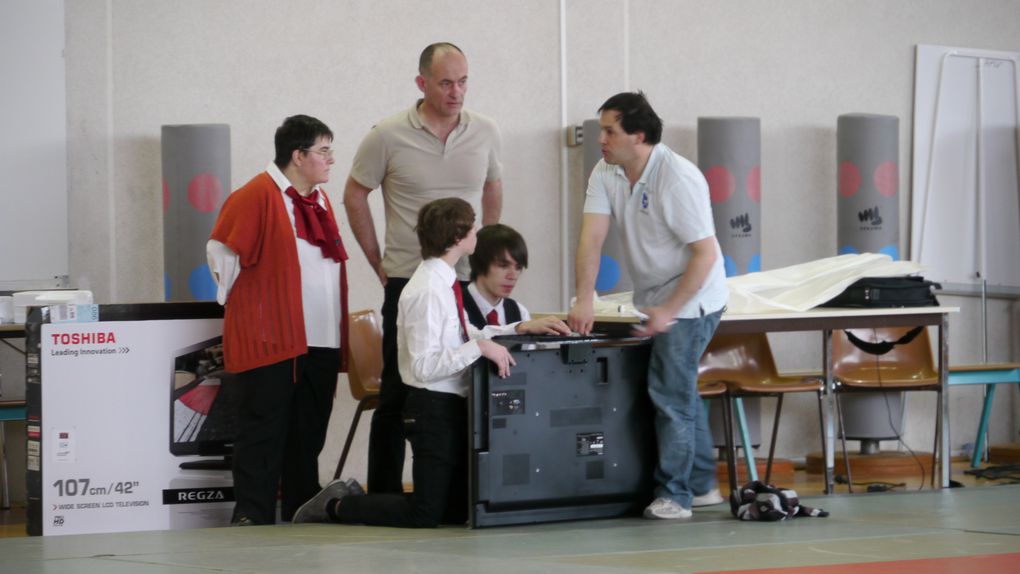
[697,380,727,397]
[726,375,823,395]
[836,370,938,390]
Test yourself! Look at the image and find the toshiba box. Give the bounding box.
[25,303,233,536]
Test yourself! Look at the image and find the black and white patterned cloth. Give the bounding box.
[730,481,829,521]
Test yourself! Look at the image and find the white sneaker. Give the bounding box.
[692,488,724,507]
[643,497,692,520]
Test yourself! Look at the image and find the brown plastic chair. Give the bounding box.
[699,332,826,495]
[832,326,940,490]
[332,309,383,480]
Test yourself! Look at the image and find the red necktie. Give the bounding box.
[486,309,499,326]
[452,281,469,342]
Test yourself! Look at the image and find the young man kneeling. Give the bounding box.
[294,198,569,527]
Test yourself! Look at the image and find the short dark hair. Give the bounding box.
[469,224,528,281]
[418,42,464,76]
[598,91,662,144]
[273,115,333,169]
[417,198,476,259]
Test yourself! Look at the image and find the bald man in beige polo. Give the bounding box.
[343,42,503,494]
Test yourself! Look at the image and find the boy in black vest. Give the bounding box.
[464,224,531,328]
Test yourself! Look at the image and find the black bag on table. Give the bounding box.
[823,276,940,309]
[824,275,941,355]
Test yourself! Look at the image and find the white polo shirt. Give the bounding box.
[583,143,728,318]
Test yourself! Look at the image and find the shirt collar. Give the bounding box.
[267,162,326,207]
[423,257,458,286]
[467,282,501,315]
[613,143,664,187]
[408,100,471,131]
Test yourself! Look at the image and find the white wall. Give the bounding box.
[0,0,67,283]
[58,0,1020,488]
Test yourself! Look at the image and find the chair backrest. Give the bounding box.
[698,332,782,385]
[832,326,937,384]
[347,309,383,400]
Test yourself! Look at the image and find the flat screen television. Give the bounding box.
[469,335,655,527]
[169,337,240,469]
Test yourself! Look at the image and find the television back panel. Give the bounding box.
[470,340,655,527]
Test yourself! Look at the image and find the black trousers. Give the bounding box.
[366,277,410,493]
[339,387,468,528]
[231,347,339,524]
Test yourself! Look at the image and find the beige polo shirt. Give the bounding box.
[350,101,503,279]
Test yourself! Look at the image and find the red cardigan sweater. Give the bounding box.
[210,172,342,373]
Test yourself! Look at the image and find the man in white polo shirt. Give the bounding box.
[568,92,728,520]
[343,42,503,494]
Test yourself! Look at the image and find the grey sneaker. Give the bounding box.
[292,478,351,523]
[692,488,724,507]
[344,478,365,497]
[643,497,692,520]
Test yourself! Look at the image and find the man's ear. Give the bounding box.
[415,75,427,94]
[290,148,304,167]
[634,130,646,144]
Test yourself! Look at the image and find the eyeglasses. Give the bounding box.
[303,147,334,158]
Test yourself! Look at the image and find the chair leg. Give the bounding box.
[931,390,941,489]
[722,395,739,500]
[971,384,996,468]
[0,421,9,510]
[834,390,854,493]
[333,399,369,480]
[733,398,758,482]
[816,390,829,495]
[765,395,783,485]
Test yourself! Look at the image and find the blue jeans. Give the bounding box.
[647,308,723,508]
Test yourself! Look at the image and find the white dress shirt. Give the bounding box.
[466,282,531,325]
[206,162,342,349]
[398,258,516,396]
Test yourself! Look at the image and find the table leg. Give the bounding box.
[939,316,951,487]
[823,329,835,494]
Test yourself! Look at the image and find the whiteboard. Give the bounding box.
[0,0,68,285]
[911,44,1020,289]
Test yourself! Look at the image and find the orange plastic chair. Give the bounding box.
[699,332,826,495]
[332,310,383,480]
[832,326,940,490]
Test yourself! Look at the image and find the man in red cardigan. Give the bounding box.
[207,115,350,525]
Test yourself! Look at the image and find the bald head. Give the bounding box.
[418,42,465,76]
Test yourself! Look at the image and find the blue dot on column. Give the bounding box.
[723,254,737,277]
[188,264,218,301]
[747,253,761,274]
[595,255,621,292]
[879,244,900,260]
[164,273,172,302]
[838,245,859,255]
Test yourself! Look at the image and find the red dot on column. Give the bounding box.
[187,173,223,212]
[873,161,898,197]
[838,161,861,198]
[162,180,170,213]
[705,166,735,204]
[746,165,761,203]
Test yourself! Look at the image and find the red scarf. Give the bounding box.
[285,186,350,373]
